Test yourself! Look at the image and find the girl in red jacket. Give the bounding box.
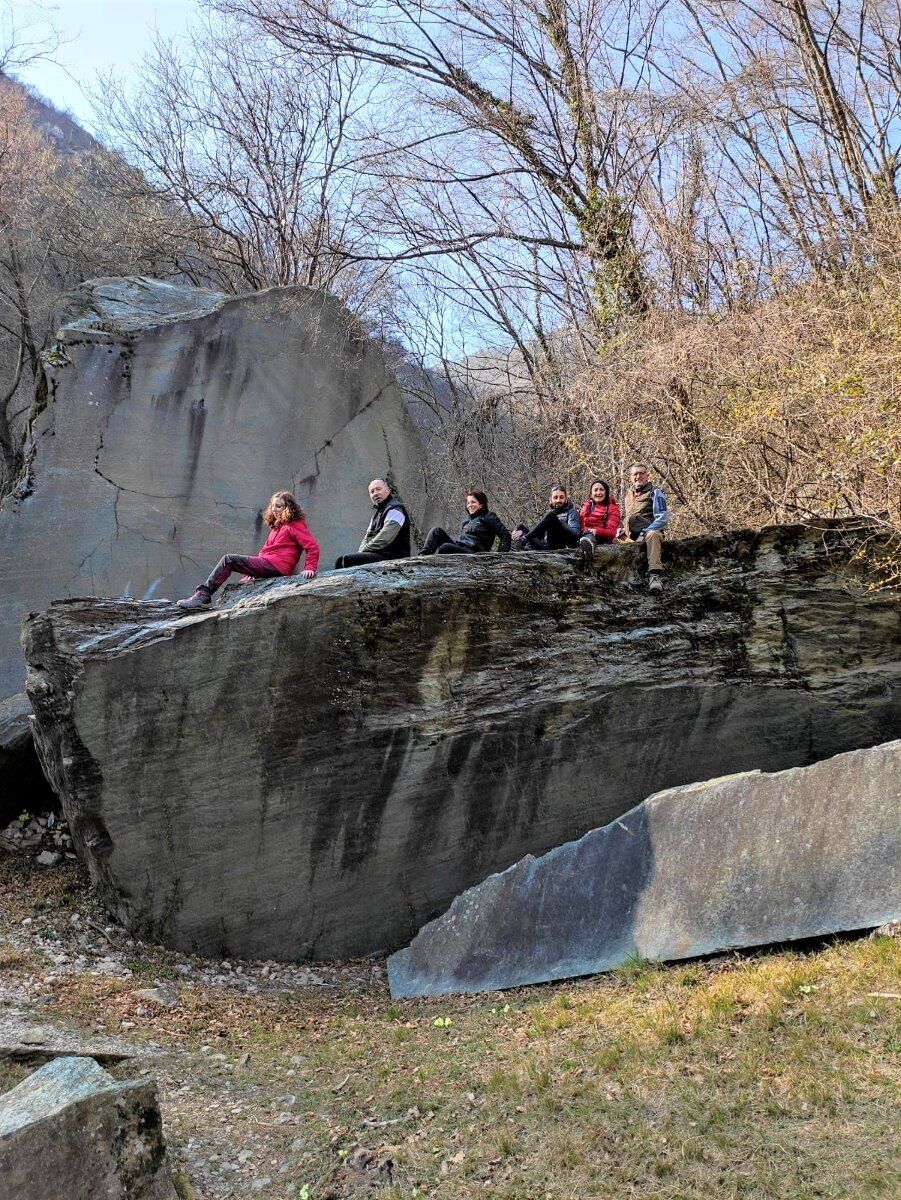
[177,491,319,610]
[578,479,622,562]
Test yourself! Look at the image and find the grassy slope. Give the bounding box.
[1,859,898,1199]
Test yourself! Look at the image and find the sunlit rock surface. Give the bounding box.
[0,276,436,697]
[388,741,901,996]
[23,520,901,961]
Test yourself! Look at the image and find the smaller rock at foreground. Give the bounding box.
[0,1056,177,1199]
[388,741,901,997]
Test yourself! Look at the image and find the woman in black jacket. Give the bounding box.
[420,490,511,555]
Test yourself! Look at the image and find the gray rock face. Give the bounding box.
[0,1056,176,1199]
[23,520,901,961]
[388,741,901,996]
[0,276,437,698]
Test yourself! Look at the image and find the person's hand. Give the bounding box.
[512,529,524,541]
[302,569,317,579]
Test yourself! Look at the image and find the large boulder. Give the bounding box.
[0,277,438,699]
[388,741,901,996]
[23,520,901,961]
[0,1056,177,1199]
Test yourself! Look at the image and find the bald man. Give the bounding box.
[334,478,412,569]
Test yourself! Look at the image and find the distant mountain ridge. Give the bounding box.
[2,72,99,154]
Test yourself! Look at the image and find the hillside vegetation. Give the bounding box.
[433,236,901,561]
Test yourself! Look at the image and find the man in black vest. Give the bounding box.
[334,478,412,569]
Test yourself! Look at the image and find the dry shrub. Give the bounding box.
[570,245,900,539]
[425,230,900,572]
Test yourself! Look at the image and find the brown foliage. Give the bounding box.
[423,229,900,562]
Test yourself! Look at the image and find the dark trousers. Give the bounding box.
[202,554,281,594]
[521,512,580,550]
[334,551,388,569]
[421,527,477,555]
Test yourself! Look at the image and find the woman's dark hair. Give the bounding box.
[467,489,489,509]
[589,479,611,504]
[264,490,304,528]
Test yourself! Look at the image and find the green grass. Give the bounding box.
[2,858,898,1198]
[36,935,901,1199]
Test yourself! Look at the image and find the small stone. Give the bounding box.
[251,1178,271,1191]
[35,850,61,867]
[130,985,178,1008]
[20,1026,49,1045]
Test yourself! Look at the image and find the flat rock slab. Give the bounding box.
[0,1056,176,1199]
[388,741,901,996]
[23,520,901,961]
[0,1012,157,1065]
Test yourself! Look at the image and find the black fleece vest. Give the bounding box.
[368,497,411,559]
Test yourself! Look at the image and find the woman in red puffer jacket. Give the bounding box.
[577,479,622,562]
[177,490,319,610]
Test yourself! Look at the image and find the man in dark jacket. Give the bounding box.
[512,484,581,551]
[420,490,511,555]
[334,478,411,568]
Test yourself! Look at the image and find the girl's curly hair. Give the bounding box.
[264,490,304,528]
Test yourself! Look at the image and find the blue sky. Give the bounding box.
[16,0,199,127]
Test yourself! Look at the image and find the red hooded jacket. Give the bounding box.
[579,498,621,541]
[256,518,320,574]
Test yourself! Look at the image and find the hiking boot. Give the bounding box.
[648,573,663,594]
[176,589,211,611]
[578,535,595,564]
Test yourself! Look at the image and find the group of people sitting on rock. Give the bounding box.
[176,465,668,610]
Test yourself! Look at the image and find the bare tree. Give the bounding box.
[96,13,393,313]
[666,0,900,273]
[215,0,679,349]
[0,76,190,497]
[0,0,61,75]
